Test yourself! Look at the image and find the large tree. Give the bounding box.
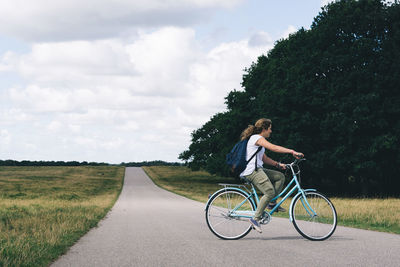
[180,0,400,196]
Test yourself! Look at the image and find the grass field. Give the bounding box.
[0,166,124,267]
[1,165,398,266]
[143,166,400,235]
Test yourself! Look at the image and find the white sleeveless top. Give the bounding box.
[240,134,265,176]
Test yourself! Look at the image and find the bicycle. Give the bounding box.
[205,158,337,241]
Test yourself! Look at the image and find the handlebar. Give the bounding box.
[286,157,306,168]
[285,158,306,177]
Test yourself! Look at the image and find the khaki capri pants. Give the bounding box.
[244,168,285,220]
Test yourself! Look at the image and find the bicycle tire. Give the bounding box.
[205,189,256,240]
[291,191,337,241]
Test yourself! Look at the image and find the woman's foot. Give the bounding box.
[249,218,262,233]
[267,203,286,212]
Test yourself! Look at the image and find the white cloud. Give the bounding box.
[0,51,19,71]
[126,27,199,96]
[281,25,298,39]
[321,0,334,7]
[0,129,11,145]
[10,85,76,113]
[0,109,32,124]
[47,121,64,132]
[13,40,136,85]
[188,36,273,110]
[1,25,275,163]
[248,32,273,47]
[0,0,244,42]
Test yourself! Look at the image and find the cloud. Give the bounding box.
[11,40,137,84]
[320,0,335,7]
[0,0,244,42]
[0,129,11,145]
[126,27,199,96]
[0,51,18,71]
[248,32,273,47]
[1,26,274,162]
[281,25,298,39]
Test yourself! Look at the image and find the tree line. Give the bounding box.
[0,160,182,167]
[121,161,183,167]
[179,0,400,197]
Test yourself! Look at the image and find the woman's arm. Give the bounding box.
[262,154,286,169]
[256,136,303,158]
[262,154,278,166]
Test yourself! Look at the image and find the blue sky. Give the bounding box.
[0,0,332,163]
[196,1,323,43]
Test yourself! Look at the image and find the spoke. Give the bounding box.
[208,214,227,219]
[292,192,336,240]
[212,217,230,228]
[206,190,255,239]
[210,206,229,214]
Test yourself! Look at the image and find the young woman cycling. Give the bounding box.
[240,118,304,233]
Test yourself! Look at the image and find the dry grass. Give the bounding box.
[330,197,400,233]
[0,166,124,267]
[143,166,400,234]
[143,165,237,203]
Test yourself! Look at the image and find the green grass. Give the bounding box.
[0,166,124,267]
[143,166,400,235]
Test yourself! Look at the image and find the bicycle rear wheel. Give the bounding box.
[291,191,337,241]
[205,189,255,240]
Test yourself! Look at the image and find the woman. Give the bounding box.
[240,118,303,233]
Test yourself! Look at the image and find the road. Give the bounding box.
[52,167,400,267]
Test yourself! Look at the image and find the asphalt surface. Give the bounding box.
[52,167,400,267]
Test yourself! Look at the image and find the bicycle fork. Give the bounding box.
[289,189,318,222]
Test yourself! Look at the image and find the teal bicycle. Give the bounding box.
[205,158,337,241]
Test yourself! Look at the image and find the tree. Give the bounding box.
[180,0,400,196]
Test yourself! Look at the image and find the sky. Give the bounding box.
[0,0,334,164]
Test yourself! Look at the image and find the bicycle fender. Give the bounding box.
[288,189,317,222]
[205,187,254,211]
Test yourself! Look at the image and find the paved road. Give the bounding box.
[52,167,400,267]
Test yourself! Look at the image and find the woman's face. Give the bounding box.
[263,125,272,138]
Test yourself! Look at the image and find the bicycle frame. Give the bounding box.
[206,159,318,222]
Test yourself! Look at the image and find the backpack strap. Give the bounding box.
[246,146,262,171]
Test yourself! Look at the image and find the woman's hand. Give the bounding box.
[277,162,286,170]
[292,150,304,159]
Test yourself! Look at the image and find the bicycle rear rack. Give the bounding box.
[218,183,252,194]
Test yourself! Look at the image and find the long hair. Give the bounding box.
[240,118,272,140]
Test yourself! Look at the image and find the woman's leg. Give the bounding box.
[263,169,286,211]
[264,169,285,196]
[245,168,275,221]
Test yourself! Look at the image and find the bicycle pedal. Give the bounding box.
[260,215,271,225]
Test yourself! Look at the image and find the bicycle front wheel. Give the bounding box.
[205,189,255,240]
[291,191,337,241]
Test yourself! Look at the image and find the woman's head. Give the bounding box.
[240,118,272,140]
[254,118,272,133]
